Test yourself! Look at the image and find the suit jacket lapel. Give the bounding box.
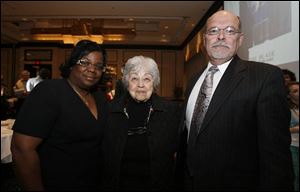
[198,56,247,134]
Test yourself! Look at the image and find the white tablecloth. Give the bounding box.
[1,119,15,163]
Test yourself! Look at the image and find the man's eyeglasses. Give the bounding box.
[206,26,241,36]
[76,59,105,71]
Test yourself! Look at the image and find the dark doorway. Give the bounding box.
[24,64,52,78]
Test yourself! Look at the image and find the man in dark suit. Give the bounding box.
[178,10,294,190]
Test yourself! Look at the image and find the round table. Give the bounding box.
[1,119,15,163]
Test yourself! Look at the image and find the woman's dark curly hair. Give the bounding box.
[282,69,296,81]
[60,40,106,78]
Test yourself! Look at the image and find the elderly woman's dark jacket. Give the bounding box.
[102,93,181,190]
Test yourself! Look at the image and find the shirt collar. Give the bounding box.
[207,58,232,75]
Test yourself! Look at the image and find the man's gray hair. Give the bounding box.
[122,55,160,91]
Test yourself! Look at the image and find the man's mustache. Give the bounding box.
[211,42,230,48]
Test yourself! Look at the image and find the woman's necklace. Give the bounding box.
[67,79,90,107]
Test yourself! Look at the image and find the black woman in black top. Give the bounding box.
[11,40,108,190]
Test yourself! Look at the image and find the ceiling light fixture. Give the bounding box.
[32,34,104,45]
[29,19,137,44]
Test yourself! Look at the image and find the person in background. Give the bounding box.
[105,81,115,101]
[13,70,30,113]
[26,68,50,92]
[282,69,297,87]
[1,74,8,95]
[13,70,30,97]
[1,74,10,120]
[102,55,181,190]
[287,81,299,191]
[177,10,294,190]
[11,40,108,190]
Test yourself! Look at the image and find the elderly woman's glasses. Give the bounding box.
[206,26,241,36]
[76,59,105,71]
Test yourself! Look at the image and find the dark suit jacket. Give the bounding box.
[178,56,294,190]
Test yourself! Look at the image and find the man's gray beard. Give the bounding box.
[211,52,231,60]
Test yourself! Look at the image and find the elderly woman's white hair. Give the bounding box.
[122,55,160,91]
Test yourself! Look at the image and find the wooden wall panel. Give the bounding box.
[1,48,13,95]
[123,50,156,63]
[106,50,118,63]
[2,47,181,99]
[161,52,176,98]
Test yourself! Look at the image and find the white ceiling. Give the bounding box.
[1,1,216,46]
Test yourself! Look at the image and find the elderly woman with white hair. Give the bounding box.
[102,55,181,190]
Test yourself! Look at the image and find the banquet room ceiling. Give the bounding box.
[1,1,217,47]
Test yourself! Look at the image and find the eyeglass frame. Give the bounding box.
[205,26,241,36]
[76,59,106,72]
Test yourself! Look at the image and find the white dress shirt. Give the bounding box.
[26,76,43,92]
[186,59,232,139]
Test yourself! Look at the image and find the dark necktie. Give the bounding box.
[187,65,219,174]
